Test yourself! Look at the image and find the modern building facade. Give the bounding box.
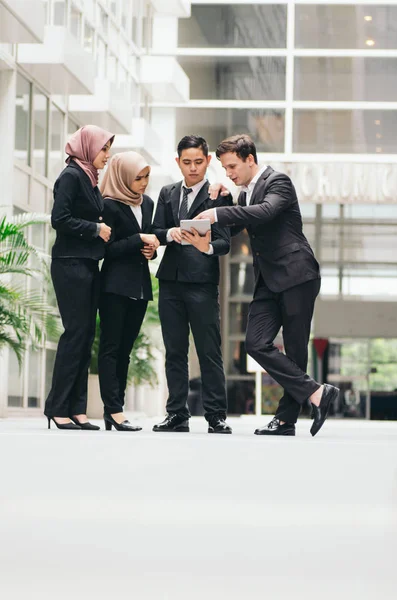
[0,0,191,417]
[172,1,397,417]
[2,0,397,419]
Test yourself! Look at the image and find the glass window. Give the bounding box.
[8,352,24,408]
[109,23,119,54]
[230,263,255,298]
[179,4,287,48]
[32,90,48,176]
[30,179,46,214]
[96,37,107,77]
[98,5,108,36]
[83,21,94,54]
[296,5,397,50]
[295,58,397,102]
[67,117,79,138]
[132,0,143,45]
[121,0,129,32]
[27,350,42,408]
[342,224,397,263]
[13,167,29,207]
[45,349,56,398]
[15,74,31,165]
[293,110,397,154]
[344,204,397,221]
[176,108,285,152]
[53,0,66,26]
[84,0,95,23]
[70,4,82,40]
[231,230,251,259]
[228,303,250,336]
[320,224,341,263]
[342,266,397,297]
[320,267,340,296]
[107,53,117,83]
[178,56,286,101]
[49,104,64,181]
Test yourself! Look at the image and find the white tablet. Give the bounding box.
[180,219,211,246]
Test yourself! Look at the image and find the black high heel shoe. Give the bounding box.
[70,416,100,430]
[104,413,142,432]
[47,417,81,430]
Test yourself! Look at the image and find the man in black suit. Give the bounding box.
[152,135,233,434]
[195,134,339,437]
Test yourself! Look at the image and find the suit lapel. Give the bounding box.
[74,163,103,212]
[141,197,151,231]
[118,201,141,231]
[187,182,209,218]
[170,182,182,225]
[250,166,274,205]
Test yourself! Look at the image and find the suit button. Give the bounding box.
[252,234,255,239]
[99,216,103,221]
[256,252,259,256]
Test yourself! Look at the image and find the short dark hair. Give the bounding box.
[177,135,209,158]
[216,134,258,164]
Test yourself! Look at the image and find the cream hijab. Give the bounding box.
[100,151,150,206]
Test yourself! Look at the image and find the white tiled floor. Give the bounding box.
[0,417,396,599]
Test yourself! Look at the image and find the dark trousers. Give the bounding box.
[245,276,321,423]
[159,280,227,421]
[98,293,147,414]
[45,258,100,418]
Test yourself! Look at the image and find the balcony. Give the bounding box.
[17,26,95,95]
[150,0,191,18]
[111,118,163,165]
[141,56,189,104]
[69,79,134,135]
[0,0,44,43]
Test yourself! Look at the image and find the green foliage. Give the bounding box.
[90,274,160,388]
[0,212,58,366]
[341,339,397,392]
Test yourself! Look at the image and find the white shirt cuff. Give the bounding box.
[166,229,173,243]
[205,244,214,255]
[213,208,218,223]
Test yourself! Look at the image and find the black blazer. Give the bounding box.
[51,161,105,260]
[152,181,232,285]
[100,195,155,300]
[216,167,320,293]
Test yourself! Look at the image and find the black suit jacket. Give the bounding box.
[152,181,232,285]
[216,167,320,293]
[100,195,155,300]
[51,161,105,260]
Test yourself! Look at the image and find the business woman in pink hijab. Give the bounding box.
[45,125,114,430]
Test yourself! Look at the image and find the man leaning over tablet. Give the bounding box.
[151,135,233,434]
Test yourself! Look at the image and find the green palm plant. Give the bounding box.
[0,212,58,365]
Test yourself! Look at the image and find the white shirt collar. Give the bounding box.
[182,178,207,197]
[242,165,269,192]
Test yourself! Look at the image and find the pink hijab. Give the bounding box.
[65,125,114,187]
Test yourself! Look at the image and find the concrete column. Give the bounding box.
[0,68,16,417]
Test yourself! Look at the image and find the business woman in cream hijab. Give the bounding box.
[98,152,159,431]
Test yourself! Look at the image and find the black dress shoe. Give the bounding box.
[208,417,232,434]
[70,417,100,430]
[47,417,81,430]
[152,414,190,432]
[254,417,295,436]
[310,384,340,437]
[104,413,142,432]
